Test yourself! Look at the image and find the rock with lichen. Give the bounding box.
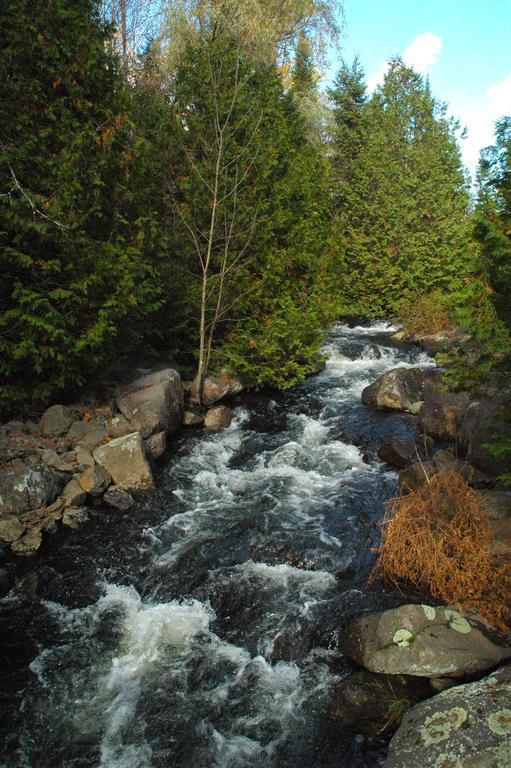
[385,663,511,767]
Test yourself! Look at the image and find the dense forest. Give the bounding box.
[1,0,510,415]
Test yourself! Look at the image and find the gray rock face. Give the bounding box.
[339,604,511,678]
[103,486,134,511]
[39,405,73,437]
[115,368,183,438]
[459,400,510,476]
[204,405,232,432]
[93,433,154,493]
[202,375,243,407]
[385,664,511,768]
[0,459,64,516]
[78,465,111,497]
[362,368,442,412]
[419,391,470,442]
[145,431,166,460]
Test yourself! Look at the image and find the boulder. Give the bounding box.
[62,478,87,507]
[103,486,135,511]
[40,448,77,473]
[115,368,183,438]
[204,405,232,432]
[0,459,65,516]
[145,431,166,460]
[39,404,73,437]
[75,446,95,469]
[339,604,511,678]
[378,436,433,469]
[362,368,442,412]
[10,527,42,556]
[418,391,470,442]
[459,400,511,476]
[78,465,111,497]
[202,375,243,406]
[106,414,133,439]
[67,421,107,451]
[385,663,511,768]
[0,515,25,543]
[62,507,90,528]
[399,460,436,491]
[330,670,431,736]
[93,433,154,494]
[182,410,205,427]
[399,451,490,492]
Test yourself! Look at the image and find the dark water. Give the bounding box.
[0,323,432,768]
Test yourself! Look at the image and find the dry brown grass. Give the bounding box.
[371,469,511,632]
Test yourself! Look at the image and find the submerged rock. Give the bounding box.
[115,368,183,438]
[385,663,511,768]
[339,604,511,678]
[93,432,154,493]
[362,367,442,412]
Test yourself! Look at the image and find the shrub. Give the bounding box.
[397,290,454,337]
[371,469,511,631]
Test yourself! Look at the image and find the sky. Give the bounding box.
[328,0,511,177]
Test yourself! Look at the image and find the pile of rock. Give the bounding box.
[0,368,184,556]
[181,374,243,432]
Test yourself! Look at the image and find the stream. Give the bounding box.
[0,322,433,768]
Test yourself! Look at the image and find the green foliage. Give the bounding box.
[398,290,454,336]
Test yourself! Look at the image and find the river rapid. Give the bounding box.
[0,322,433,768]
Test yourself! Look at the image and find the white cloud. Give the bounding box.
[403,33,442,74]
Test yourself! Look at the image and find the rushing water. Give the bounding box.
[0,323,433,768]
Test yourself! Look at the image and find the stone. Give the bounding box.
[362,367,443,412]
[145,431,166,460]
[459,399,511,476]
[93,432,154,494]
[182,410,205,426]
[385,664,511,768]
[103,486,134,511]
[0,515,25,543]
[409,400,424,416]
[62,478,87,507]
[476,489,511,520]
[399,460,436,491]
[106,414,133,438]
[399,451,490,492]
[40,448,77,473]
[10,527,42,556]
[39,404,73,437]
[339,604,511,678]
[62,506,90,528]
[378,436,432,469]
[75,446,95,469]
[115,368,183,438]
[202,375,243,407]
[330,670,431,737]
[67,421,107,451]
[0,459,65,515]
[78,465,111,497]
[204,405,232,432]
[418,391,470,442]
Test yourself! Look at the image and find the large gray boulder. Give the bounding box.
[115,368,183,438]
[418,391,470,442]
[362,368,442,412]
[39,404,73,437]
[93,432,154,493]
[202,375,243,407]
[385,664,511,768]
[339,604,511,678]
[459,400,510,476]
[0,459,65,516]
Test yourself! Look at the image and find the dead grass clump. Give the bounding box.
[371,469,511,632]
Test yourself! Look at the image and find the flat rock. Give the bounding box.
[78,465,111,497]
[204,405,232,432]
[339,604,511,678]
[115,368,183,438]
[385,663,511,768]
[103,486,134,511]
[202,375,243,407]
[362,367,442,412]
[39,404,73,437]
[93,433,154,494]
[0,515,25,543]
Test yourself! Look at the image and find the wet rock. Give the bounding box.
[39,404,73,437]
[204,405,232,432]
[418,391,470,442]
[459,399,511,476]
[0,459,65,515]
[182,409,205,426]
[145,431,166,460]
[115,368,183,438]
[93,432,154,494]
[67,421,107,451]
[78,465,111,497]
[62,478,87,507]
[339,604,511,678]
[103,486,134,511]
[106,414,133,438]
[0,515,25,543]
[62,506,90,528]
[202,375,243,406]
[10,527,43,556]
[385,663,511,768]
[362,367,442,412]
[378,435,433,469]
[329,670,431,736]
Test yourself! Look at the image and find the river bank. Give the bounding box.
[0,321,510,768]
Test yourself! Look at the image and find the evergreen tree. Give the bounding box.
[0,0,160,414]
